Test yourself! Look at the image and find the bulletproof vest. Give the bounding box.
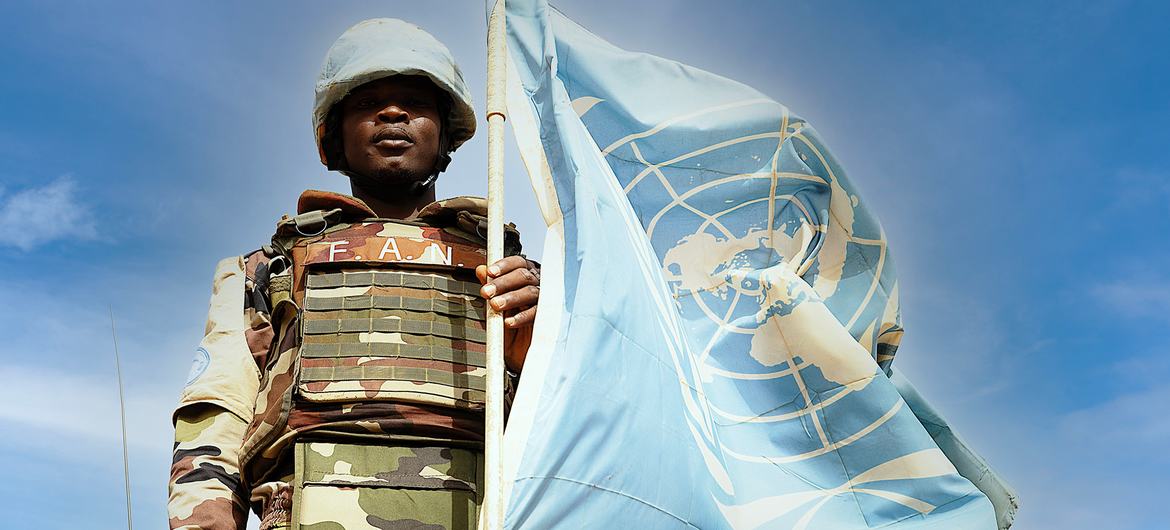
[239,193,519,485]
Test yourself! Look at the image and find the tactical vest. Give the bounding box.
[239,193,519,486]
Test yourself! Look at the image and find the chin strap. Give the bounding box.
[409,172,440,196]
[408,147,448,196]
[411,118,453,196]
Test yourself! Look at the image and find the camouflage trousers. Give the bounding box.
[269,441,482,530]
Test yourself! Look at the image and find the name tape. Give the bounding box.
[306,236,486,269]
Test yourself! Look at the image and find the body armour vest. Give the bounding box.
[239,192,519,486]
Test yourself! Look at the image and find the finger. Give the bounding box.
[475,264,489,284]
[505,305,538,328]
[481,267,538,298]
[489,284,540,312]
[486,255,529,277]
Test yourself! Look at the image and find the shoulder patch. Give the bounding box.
[185,347,211,386]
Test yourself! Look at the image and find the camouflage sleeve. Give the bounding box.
[170,404,250,529]
[169,256,265,529]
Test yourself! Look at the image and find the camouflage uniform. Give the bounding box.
[170,191,519,530]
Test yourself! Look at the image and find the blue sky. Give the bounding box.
[0,1,1166,528]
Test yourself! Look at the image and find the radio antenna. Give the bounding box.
[109,306,134,530]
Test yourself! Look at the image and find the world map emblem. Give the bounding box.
[186,347,211,386]
[578,96,978,526]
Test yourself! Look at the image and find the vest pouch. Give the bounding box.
[292,441,481,530]
[296,263,489,410]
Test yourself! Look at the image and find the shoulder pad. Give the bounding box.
[417,196,522,256]
[415,196,487,223]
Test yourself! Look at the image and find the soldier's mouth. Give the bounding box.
[373,128,414,149]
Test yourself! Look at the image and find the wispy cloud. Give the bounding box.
[1109,168,1170,212]
[0,363,178,528]
[0,274,190,464]
[1110,352,1170,388]
[0,271,200,527]
[1060,383,1170,457]
[1091,276,1170,322]
[0,364,174,454]
[0,176,97,250]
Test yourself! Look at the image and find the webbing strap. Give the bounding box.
[302,331,480,349]
[302,308,485,329]
[304,295,486,320]
[302,317,487,343]
[300,365,487,393]
[307,271,481,297]
[300,342,487,367]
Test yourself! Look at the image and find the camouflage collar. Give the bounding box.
[297,190,376,217]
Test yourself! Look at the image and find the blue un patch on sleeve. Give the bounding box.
[185,347,211,386]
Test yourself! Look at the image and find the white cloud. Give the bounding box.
[1107,168,1170,213]
[0,176,97,250]
[956,379,1170,530]
[0,365,175,454]
[0,363,178,528]
[0,271,198,528]
[0,276,186,465]
[1110,352,1170,388]
[1092,276,1170,322]
[1060,384,1170,457]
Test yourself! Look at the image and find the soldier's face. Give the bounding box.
[339,76,443,186]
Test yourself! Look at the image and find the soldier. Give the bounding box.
[169,19,540,530]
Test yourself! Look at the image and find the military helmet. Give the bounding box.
[314,18,476,172]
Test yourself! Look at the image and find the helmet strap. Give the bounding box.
[411,102,452,197]
[409,173,440,196]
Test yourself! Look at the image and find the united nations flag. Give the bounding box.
[498,1,1017,528]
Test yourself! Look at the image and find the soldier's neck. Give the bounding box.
[350,180,437,220]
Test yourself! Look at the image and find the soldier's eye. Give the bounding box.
[354,97,378,109]
[406,97,433,109]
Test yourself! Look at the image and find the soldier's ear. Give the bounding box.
[434,152,451,173]
[323,106,348,171]
[432,93,453,174]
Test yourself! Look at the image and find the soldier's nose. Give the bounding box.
[377,104,409,122]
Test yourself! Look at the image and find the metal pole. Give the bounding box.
[109,307,134,530]
[484,0,507,529]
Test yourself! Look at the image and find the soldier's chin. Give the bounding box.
[352,167,430,195]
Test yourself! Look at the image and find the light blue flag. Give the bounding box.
[499,1,1017,528]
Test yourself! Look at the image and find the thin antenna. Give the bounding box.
[109,306,134,530]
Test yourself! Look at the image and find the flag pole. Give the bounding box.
[484,0,507,529]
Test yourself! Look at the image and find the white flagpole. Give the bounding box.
[484,0,507,529]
